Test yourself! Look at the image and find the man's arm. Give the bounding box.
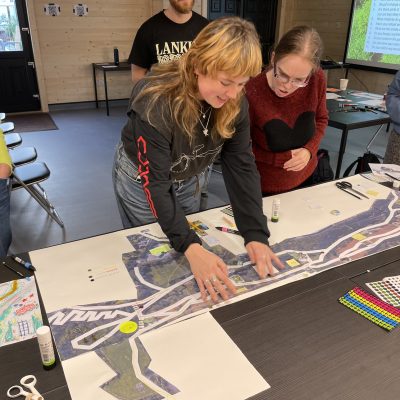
[131,64,148,85]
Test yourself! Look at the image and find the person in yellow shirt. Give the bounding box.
[0,128,12,257]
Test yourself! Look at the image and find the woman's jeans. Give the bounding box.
[0,178,11,257]
[112,142,205,229]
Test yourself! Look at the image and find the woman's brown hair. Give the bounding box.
[272,25,323,72]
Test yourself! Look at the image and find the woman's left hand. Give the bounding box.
[245,241,284,278]
[283,148,311,171]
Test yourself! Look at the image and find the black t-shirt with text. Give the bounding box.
[128,11,208,69]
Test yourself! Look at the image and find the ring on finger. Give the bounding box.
[204,279,210,284]
[211,275,218,283]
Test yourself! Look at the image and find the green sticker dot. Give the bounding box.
[119,321,138,334]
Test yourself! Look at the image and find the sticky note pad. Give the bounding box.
[286,259,300,268]
[339,287,400,332]
[150,244,171,256]
[352,233,366,241]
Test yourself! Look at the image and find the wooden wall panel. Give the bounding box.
[29,0,207,106]
[30,0,151,104]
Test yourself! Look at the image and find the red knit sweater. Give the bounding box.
[246,68,328,194]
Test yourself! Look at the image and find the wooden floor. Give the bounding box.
[8,102,390,254]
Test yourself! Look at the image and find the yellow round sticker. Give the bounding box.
[119,321,138,334]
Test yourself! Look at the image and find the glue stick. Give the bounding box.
[271,198,280,223]
[36,325,56,370]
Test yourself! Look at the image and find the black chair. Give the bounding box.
[12,162,64,227]
[5,133,22,149]
[9,147,37,166]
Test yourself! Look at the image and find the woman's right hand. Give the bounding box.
[184,243,237,303]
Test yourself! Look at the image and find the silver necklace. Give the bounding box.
[199,106,212,136]
[200,105,211,119]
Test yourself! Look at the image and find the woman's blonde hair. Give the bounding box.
[272,25,323,72]
[136,17,262,140]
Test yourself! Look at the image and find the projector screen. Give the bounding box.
[344,0,400,72]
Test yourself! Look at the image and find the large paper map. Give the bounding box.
[39,185,400,400]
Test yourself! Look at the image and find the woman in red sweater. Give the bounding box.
[246,25,328,195]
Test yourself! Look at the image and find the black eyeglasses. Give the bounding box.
[273,63,311,88]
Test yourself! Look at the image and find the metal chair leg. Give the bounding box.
[36,183,48,200]
[12,174,64,227]
[366,124,385,159]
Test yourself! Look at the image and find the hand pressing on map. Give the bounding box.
[283,147,311,171]
[185,243,237,303]
[246,241,284,278]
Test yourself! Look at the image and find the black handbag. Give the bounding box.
[312,149,334,184]
[343,152,381,177]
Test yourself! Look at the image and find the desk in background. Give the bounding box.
[92,62,131,116]
[327,90,390,179]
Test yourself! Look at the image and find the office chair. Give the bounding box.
[12,162,64,227]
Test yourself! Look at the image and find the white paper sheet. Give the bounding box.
[141,313,269,400]
[369,163,400,181]
[358,98,386,108]
[29,175,397,400]
[30,230,137,312]
[326,93,340,99]
[62,312,269,400]
[63,351,117,400]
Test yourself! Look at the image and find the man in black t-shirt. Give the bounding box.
[128,0,208,84]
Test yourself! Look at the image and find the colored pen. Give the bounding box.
[11,255,36,271]
[2,261,25,278]
[215,226,240,235]
[385,172,400,181]
[222,216,236,228]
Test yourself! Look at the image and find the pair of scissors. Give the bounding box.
[7,375,44,400]
[336,181,369,199]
